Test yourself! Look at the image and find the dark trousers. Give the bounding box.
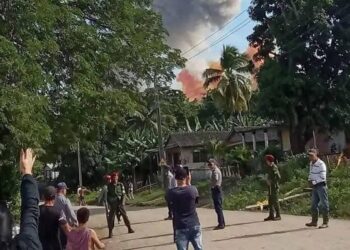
[165,195,173,218]
[268,188,281,217]
[211,187,225,227]
[311,183,329,219]
[108,201,131,231]
[59,228,67,249]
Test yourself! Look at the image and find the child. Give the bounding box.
[66,207,105,250]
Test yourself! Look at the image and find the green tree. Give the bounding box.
[0,0,184,200]
[248,0,350,152]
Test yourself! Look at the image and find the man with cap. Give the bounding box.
[208,158,225,230]
[167,167,202,250]
[306,148,330,229]
[107,172,134,238]
[264,154,282,221]
[39,186,68,250]
[54,182,77,248]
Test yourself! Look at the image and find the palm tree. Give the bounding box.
[203,45,252,115]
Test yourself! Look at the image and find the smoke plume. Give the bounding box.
[176,70,206,101]
[153,0,241,51]
[153,0,242,100]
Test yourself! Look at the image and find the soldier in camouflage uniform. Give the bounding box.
[107,172,135,238]
[264,154,282,221]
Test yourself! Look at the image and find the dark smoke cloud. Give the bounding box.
[153,0,241,51]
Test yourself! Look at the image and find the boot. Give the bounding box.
[108,229,113,238]
[128,226,135,234]
[264,210,274,221]
[319,213,329,229]
[273,206,281,221]
[306,214,318,227]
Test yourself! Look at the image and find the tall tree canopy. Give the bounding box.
[248,0,350,152]
[0,0,184,199]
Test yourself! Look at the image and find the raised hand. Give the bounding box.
[20,148,36,176]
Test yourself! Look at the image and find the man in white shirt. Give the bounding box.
[164,166,177,220]
[306,149,329,229]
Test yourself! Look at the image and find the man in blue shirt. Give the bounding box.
[167,167,203,250]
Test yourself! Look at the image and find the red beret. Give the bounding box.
[111,172,119,177]
[265,154,275,162]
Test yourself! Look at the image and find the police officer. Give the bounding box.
[264,154,282,221]
[107,172,135,238]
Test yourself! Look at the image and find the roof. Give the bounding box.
[227,125,282,142]
[165,131,242,149]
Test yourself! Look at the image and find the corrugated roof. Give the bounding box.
[165,131,241,149]
[165,126,281,149]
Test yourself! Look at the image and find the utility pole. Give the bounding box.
[77,140,82,187]
[155,81,166,189]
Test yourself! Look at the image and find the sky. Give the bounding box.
[153,0,255,97]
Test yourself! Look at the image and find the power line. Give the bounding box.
[181,8,248,56]
[187,18,252,61]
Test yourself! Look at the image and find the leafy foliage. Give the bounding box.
[248,0,350,152]
[0,0,184,200]
[203,45,252,114]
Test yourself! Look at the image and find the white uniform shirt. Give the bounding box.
[308,158,327,185]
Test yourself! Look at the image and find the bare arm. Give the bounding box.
[91,229,105,249]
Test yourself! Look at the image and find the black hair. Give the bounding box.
[0,201,13,248]
[77,207,90,224]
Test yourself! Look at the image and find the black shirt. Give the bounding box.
[167,186,200,230]
[39,205,65,250]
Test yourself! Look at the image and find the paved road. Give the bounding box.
[88,206,350,250]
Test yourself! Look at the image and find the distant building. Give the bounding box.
[164,126,291,169]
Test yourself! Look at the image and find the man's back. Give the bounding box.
[167,186,200,230]
[39,205,63,250]
[54,194,77,226]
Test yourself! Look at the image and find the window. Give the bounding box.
[193,149,208,163]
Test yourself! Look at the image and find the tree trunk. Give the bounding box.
[290,127,305,154]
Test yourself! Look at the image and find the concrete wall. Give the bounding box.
[281,128,291,151]
[305,131,346,154]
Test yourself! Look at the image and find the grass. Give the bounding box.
[127,188,165,207]
[129,164,350,219]
[67,190,100,206]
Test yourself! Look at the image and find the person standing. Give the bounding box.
[208,159,225,230]
[107,172,134,238]
[164,166,177,220]
[263,155,282,221]
[39,186,68,250]
[54,182,78,249]
[306,149,330,229]
[127,179,134,200]
[0,149,42,250]
[99,175,111,223]
[77,186,88,206]
[167,167,203,250]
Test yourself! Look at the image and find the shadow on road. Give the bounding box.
[121,232,173,242]
[214,227,314,242]
[122,242,173,250]
[202,220,263,231]
[132,219,166,225]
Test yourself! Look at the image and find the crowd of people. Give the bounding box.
[0,149,105,250]
[164,148,330,250]
[0,148,330,250]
